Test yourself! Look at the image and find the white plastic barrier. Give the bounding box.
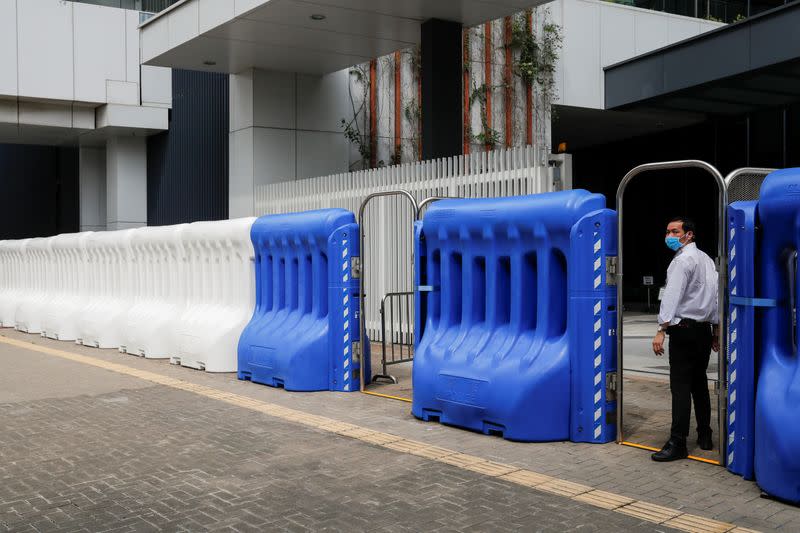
[121,225,186,358]
[77,229,137,348]
[15,237,56,333]
[41,232,92,341]
[172,218,255,372]
[0,219,256,373]
[2,239,30,327]
[0,241,19,327]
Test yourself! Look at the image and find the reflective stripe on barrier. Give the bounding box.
[237,209,369,392]
[754,169,800,504]
[569,207,618,444]
[412,190,617,442]
[726,201,757,480]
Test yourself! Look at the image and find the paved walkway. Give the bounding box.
[0,329,797,532]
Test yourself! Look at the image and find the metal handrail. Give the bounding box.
[416,196,462,220]
[615,160,728,463]
[723,167,775,187]
[357,190,419,392]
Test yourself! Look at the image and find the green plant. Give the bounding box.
[341,65,371,170]
[733,13,746,22]
[470,82,501,149]
[403,46,423,161]
[511,17,538,87]
[509,9,562,114]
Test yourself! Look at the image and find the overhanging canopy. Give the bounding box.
[605,3,800,116]
[140,0,548,75]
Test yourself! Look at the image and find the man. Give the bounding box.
[651,216,719,462]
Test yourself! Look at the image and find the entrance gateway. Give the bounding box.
[615,161,773,465]
[356,192,458,402]
[354,162,774,466]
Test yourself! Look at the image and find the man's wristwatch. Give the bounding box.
[657,325,667,334]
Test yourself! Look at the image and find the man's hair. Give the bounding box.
[670,216,696,238]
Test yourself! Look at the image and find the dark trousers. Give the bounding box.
[667,323,712,443]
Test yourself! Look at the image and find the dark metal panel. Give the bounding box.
[604,54,664,109]
[147,68,229,226]
[605,3,800,111]
[661,28,751,93]
[749,7,800,68]
[0,144,78,240]
[421,19,463,160]
[57,147,80,235]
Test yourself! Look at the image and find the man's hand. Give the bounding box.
[653,331,666,356]
[712,327,720,352]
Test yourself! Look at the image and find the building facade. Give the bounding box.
[1,0,798,247]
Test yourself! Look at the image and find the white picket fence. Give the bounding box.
[255,145,565,339]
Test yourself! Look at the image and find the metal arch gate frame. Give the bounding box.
[615,160,728,466]
[357,190,419,399]
[356,193,463,401]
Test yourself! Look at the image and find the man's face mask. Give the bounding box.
[665,236,684,251]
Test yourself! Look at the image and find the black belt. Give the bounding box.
[669,318,712,331]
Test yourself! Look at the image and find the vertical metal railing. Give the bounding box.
[373,291,416,383]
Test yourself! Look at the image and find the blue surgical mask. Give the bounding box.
[665,236,683,251]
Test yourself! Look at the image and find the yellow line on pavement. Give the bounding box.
[0,334,749,533]
[621,441,722,465]
[361,390,412,403]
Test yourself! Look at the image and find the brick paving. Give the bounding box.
[623,375,719,461]
[1,377,669,531]
[1,328,799,532]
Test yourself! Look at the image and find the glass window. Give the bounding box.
[68,0,182,13]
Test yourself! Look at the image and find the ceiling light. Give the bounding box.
[310,14,326,20]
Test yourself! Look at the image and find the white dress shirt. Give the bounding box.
[658,242,719,325]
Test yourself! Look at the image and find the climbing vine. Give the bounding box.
[510,9,562,119]
[403,46,422,162]
[463,9,561,151]
[341,64,371,171]
[341,46,422,169]
[342,8,562,165]
[470,82,502,149]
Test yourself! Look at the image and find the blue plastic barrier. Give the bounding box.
[412,190,617,442]
[754,169,800,504]
[237,208,370,392]
[726,201,758,480]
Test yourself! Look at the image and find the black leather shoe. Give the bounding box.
[697,430,713,451]
[651,439,689,462]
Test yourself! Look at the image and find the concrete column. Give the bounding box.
[228,68,351,218]
[78,146,106,232]
[229,69,255,218]
[229,69,297,218]
[106,136,147,230]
